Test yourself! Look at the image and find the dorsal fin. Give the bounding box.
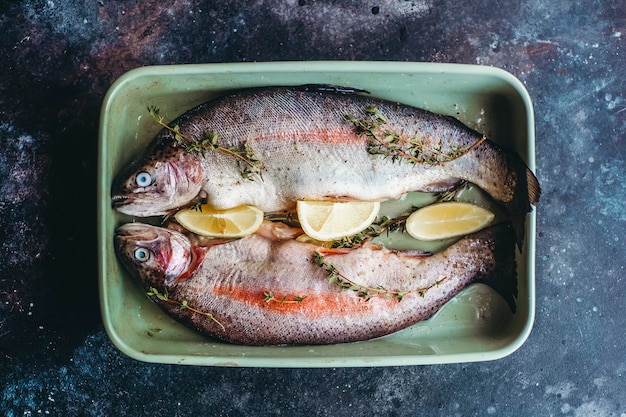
[294,84,370,95]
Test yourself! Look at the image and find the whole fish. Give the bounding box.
[114,221,517,346]
[111,87,540,248]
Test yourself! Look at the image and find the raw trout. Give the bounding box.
[114,221,517,346]
[111,87,540,248]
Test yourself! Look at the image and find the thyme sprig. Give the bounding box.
[262,211,301,228]
[345,106,486,165]
[147,106,262,180]
[190,198,207,212]
[260,184,467,250]
[435,182,467,202]
[312,252,443,301]
[263,291,306,304]
[331,209,415,249]
[147,286,225,332]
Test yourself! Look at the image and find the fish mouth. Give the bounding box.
[111,195,129,208]
[111,194,171,217]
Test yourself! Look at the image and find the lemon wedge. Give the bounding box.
[296,200,380,242]
[174,204,264,238]
[405,201,495,241]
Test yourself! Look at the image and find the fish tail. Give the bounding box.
[475,223,518,313]
[527,166,541,206]
[504,157,541,251]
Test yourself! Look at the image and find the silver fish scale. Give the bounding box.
[114,222,516,346]
[179,89,484,211]
[113,87,538,247]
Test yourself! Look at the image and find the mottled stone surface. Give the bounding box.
[1,0,625,416]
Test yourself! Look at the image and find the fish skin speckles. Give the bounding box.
[112,87,539,248]
[114,221,517,346]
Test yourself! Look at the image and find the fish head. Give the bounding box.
[114,223,194,288]
[111,145,204,217]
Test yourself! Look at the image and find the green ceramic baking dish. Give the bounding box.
[97,61,536,367]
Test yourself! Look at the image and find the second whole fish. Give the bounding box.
[114,221,518,346]
[111,87,540,248]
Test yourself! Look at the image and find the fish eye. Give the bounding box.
[135,171,153,187]
[133,247,151,263]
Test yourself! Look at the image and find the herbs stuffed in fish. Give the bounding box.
[111,86,540,248]
[114,221,517,346]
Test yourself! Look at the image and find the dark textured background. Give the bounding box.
[1,1,625,416]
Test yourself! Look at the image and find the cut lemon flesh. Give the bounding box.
[174,204,264,238]
[296,200,380,242]
[405,201,495,241]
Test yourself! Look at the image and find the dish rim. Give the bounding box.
[98,61,536,367]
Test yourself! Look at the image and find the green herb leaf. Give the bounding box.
[312,249,445,302]
[345,107,486,166]
[147,106,263,181]
[145,286,225,331]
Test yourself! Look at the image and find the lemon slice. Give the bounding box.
[296,200,380,241]
[174,204,264,238]
[405,202,495,241]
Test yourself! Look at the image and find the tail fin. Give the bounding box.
[527,167,541,205]
[294,84,370,95]
[505,156,540,252]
